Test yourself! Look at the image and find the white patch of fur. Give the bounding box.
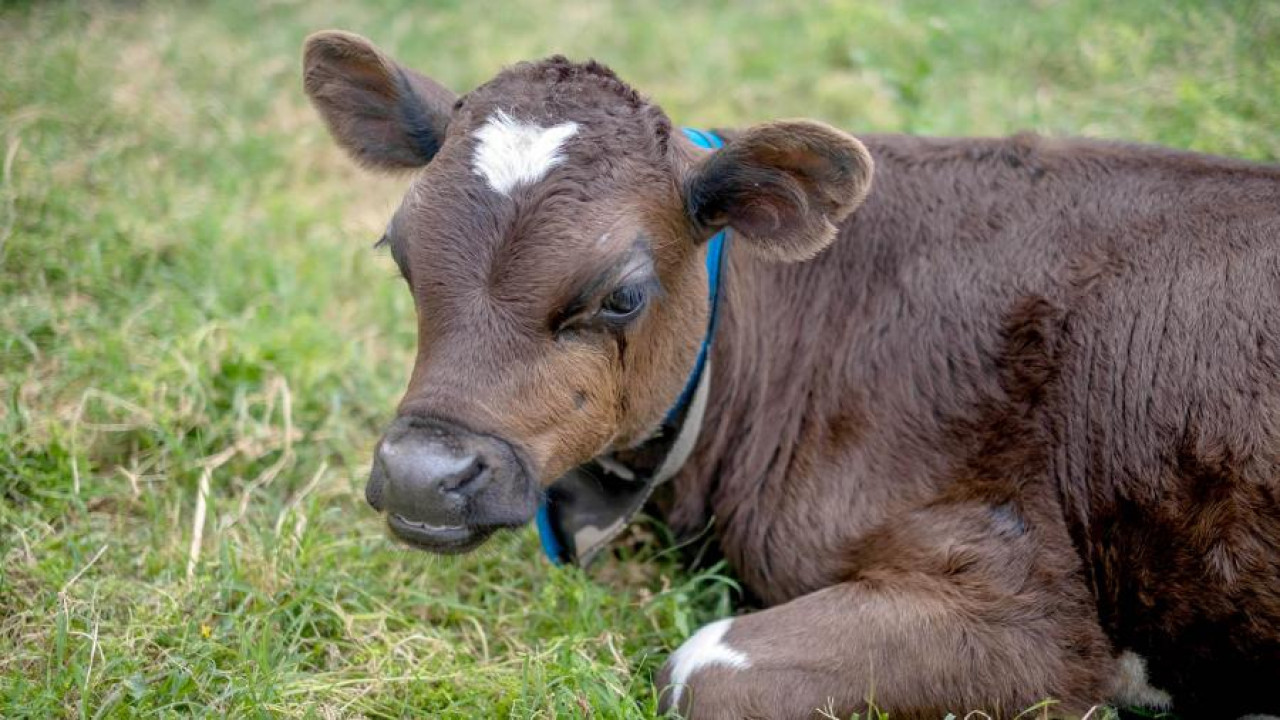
[471,110,578,195]
[667,618,750,708]
[1111,651,1173,710]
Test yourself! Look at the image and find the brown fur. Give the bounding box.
[303,32,1280,719]
[668,134,1280,718]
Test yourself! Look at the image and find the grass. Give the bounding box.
[1,0,1275,717]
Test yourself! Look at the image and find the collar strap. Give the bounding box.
[536,127,729,565]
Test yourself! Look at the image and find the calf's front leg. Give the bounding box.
[658,502,1118,719]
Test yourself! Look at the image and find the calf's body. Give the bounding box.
[666,133,1280,718]
[300,35,1280,718]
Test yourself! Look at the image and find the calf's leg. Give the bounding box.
[658,501,1118,719]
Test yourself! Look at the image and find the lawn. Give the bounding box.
[1,0,1276,717]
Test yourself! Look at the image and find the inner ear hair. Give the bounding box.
[686,120,874,263]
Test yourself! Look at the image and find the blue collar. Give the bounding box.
[666,127,727,422]
[535,127,729,564]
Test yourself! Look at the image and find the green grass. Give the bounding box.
[1,0,1275,716]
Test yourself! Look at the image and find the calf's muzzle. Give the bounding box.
[366,415,538,553]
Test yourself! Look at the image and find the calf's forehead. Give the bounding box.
[395,113,678,271]
[387,58,684,296]
[399,158,669,269]
[444,57,678,199]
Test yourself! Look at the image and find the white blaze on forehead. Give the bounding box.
[471,110,579,195]
[667,618,750,708]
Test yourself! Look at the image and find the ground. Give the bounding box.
[1,1,1276,717]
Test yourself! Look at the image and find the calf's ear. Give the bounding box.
[303,30,456,171]
[684,120,874,262]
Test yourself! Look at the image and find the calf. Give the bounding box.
[303,31,1280,719]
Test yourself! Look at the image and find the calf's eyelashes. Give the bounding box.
[552,270,661,337]
[374,229,411,284]
[600,284,648,321]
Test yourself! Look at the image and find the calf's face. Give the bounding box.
[303,31,873,553]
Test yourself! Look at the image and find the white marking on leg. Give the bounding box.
[471,110,579,195]
[668,618,751,708]
[1111,651,1173,710]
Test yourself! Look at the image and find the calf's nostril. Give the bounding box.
[439,456,487,493]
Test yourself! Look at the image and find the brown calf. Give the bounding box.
[303,31,1280,719]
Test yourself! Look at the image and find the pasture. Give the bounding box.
[2,0,1277,716]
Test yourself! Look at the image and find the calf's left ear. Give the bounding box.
[303,30,456,171]
[684,120,874,262]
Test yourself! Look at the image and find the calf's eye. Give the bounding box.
[600,285,647,322]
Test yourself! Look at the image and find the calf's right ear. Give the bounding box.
[302,30,456,171]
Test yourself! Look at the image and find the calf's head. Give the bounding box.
[303,31,874,553]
